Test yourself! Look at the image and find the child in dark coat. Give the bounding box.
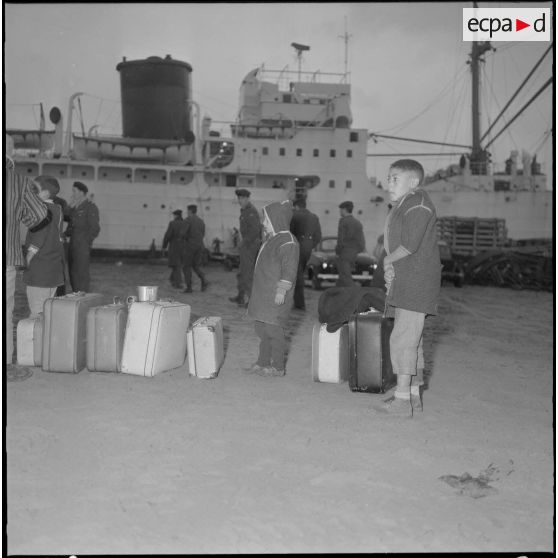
[24,176,66,317]
[244,201,299,377]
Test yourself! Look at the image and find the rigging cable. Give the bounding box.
[480,43,552,143]
[485,77,552,149]
[377,65,468,134]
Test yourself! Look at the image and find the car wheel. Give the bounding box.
[453,276,464,288]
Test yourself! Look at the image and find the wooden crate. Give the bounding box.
[437,217,507,256]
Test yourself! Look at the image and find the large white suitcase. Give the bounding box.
[311,322,349,383]
[186,316,224,379]
[16,315,44,366]
[120,300,191,377]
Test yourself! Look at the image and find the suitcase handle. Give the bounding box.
[112,296,122,305]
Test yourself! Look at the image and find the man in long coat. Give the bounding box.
[290,197,322,309]
[229,188,262,306]
[335,200,365,287]
[163,209,185,289]
[181,204,208,293]
[65,181,100,292]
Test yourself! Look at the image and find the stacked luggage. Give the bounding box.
[15,290,200,377]
[312,307,396,394]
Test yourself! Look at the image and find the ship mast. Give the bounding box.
[469,2,493,173]
[339,16,352,83]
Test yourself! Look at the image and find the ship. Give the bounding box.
[6,40,552,256]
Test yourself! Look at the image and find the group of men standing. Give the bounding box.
[173,187,363,311]
[162,205,208,293]
[5,158,100,367]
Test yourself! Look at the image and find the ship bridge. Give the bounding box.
[236,67,352,134]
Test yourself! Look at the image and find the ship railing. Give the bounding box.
[258,67,348,89]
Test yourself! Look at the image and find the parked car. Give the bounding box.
[306,236,378,290]
[439,240,465,287]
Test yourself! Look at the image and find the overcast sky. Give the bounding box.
[4,2,554,183]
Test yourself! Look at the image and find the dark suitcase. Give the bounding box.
[348,309,396,393]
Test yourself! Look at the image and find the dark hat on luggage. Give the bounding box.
[339,200,354,212]
[73,181,88,194]
[34,175,60,197]
[235,188,251,198]
[172,209,183,216]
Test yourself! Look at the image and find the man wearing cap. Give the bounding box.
[65,181,100,292]
[181,204,209,293]
[163,209,185,289]
[290,197,322,310]
[335,200,366,287]
[229,188,262,306]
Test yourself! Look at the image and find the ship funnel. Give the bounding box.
[116,55,193,140]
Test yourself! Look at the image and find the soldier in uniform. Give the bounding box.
[181,204,208,293]
[290,197,322,310]
[162,209,185,289]
[229,188,262,307]
[335,200,365,287]
[65,181,100,292]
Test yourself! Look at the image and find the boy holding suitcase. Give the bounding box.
[244,201,299,377]
[376,159,441,417]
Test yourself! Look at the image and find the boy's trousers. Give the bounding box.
[254,320,286,370]
[389,307,425,385]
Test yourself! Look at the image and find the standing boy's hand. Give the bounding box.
[274,290,286,305]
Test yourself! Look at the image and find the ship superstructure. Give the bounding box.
[8,54,389,253]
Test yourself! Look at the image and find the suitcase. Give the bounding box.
[86,297,128,372]
[311,322,349,383]
[186,316,224,379]
[42,292,105,373]
[348,309,396,393]
[16,314,44,366]
[121,301,191,377]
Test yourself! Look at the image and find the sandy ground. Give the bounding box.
[6,259,554,554]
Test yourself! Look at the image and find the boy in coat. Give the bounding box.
[376,159,441,417]
[245,201,299,377]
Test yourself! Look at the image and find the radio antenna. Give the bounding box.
[339,16,352,83]
[291,42,310,81]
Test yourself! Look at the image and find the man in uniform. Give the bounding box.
[65,181,100,292]
[229,188,262,306]
[181,204,208,293]
[163,209,185,289]
[290,197,322,310]
[335,200,365,287]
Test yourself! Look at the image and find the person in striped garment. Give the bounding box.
[5,154,50,369]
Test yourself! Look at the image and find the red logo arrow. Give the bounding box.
[516,18,530,31]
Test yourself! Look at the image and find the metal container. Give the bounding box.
[116,55,193,140]
[137,286,159,302]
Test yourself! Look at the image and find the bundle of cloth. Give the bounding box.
[318,286,387,333]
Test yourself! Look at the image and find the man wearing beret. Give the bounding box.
[229,188,262,307]
[162,209,185,289]
[335,200,365,287]
[65,181,100,292]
